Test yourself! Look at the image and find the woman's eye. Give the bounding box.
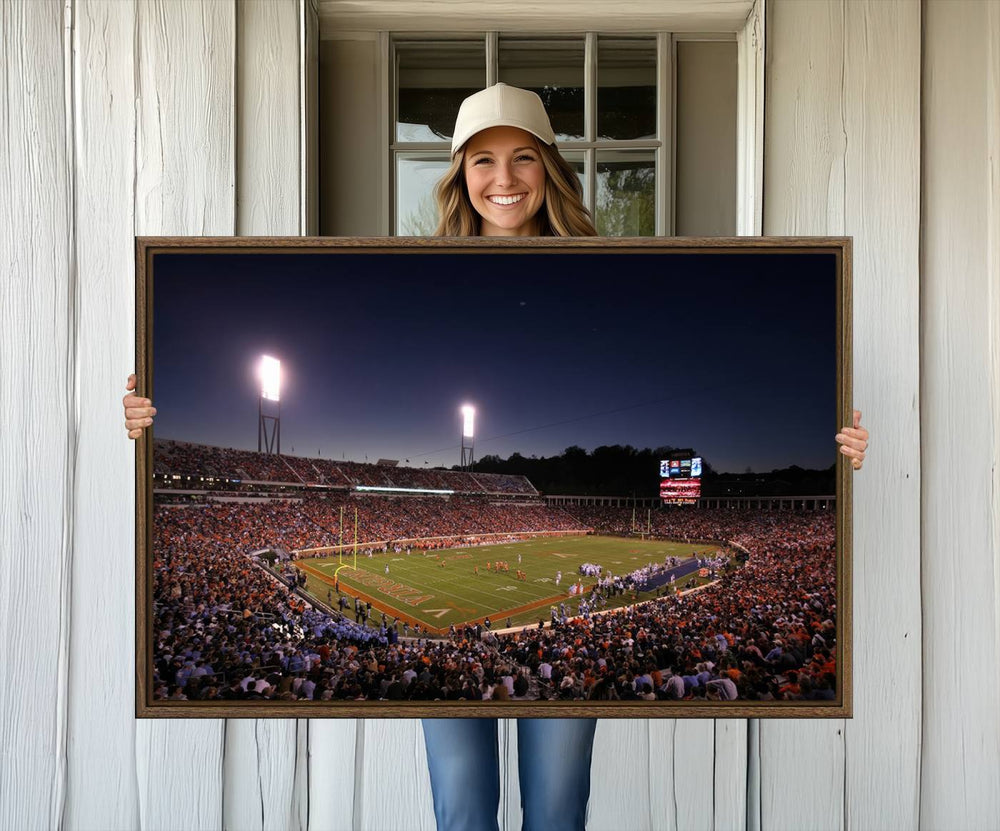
[473,157,492,165]
[516,155,536,163]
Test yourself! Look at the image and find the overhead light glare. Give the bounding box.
[260,355,281,401]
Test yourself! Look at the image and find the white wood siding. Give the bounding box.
[2,1,998,830]
[65,1,140,827]
[920,1,1000,827]
[764,2,922,828]
[0,2,71,829]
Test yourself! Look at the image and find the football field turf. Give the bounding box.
[295,535,722,635]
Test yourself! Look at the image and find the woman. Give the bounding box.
[124,83,869,831]
[417,85,602,831]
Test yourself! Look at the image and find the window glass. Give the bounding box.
[396,154,451,235]
[396,41,486,142]
[498,38,585,142]
[597,38,657,141]
[595,150,655,236]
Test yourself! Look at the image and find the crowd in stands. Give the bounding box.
[561,505,643,536]
[154,438,537,495]
[564,503,833,548]
[445,509,837,703]
[290,493,588,550]
[153,480,838,704]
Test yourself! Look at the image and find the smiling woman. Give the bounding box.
[432,83,597,237]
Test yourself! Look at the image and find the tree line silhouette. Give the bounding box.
[464,445,835,497]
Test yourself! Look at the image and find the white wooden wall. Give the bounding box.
[919,1,1000,827]
[1,1,997,829]
[763,1,922,827]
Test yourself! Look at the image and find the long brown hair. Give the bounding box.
[433,139,597,237]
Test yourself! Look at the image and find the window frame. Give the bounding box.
[386,30,739,238]
[366,1,765,239]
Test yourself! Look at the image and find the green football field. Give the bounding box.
[294,534,722,635]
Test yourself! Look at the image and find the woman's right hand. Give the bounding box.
[123,373,156,439]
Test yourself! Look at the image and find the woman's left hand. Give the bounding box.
[123,373,156,439]
[836,409,869,470]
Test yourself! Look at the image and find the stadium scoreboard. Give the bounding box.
[659,452,702,505]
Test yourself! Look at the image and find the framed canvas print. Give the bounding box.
[135,236,852,718]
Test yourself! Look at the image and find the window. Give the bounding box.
[316,31,739,237]
[392,34,684,237]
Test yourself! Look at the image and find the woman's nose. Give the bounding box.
[493,162,514,186]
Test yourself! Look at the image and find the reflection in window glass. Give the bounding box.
[498,39,585,141]
[596,151,655,236]
[597,38,657,141]
[396,155,451,235]
[396,41,486,142]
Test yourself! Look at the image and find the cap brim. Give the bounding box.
[451,120,555,156]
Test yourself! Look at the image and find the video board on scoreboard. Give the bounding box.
[659,454,702,504]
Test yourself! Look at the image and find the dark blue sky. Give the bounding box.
[152,250,838,473]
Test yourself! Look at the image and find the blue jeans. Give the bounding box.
[421,718,598,831]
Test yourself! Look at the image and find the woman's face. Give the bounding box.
[463,126,546,236]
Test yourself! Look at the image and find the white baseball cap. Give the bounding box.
[450,83,556,156]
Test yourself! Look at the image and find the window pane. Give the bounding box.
[559,150,588,207]
[597,38,657,141]
[595,151,655,236]
[396,41,486,143]
[498,38,585,142]
[396,154,450,235]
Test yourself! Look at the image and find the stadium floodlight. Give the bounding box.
[460,404,475,471]
[461,404,475,438]
[260,355,281,401]
[258,355,281,454]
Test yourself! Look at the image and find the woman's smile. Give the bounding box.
[486,193,527,206]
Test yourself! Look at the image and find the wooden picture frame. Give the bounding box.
[136,236,852,718]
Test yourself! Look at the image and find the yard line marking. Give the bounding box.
[330,566,538,611]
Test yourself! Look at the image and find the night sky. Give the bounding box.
[152,250,838,473]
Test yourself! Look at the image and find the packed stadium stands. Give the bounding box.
[151,441,837,704]
[155,438,538,494]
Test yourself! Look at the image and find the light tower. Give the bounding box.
[258,355,281,454]
[460,404,475,471]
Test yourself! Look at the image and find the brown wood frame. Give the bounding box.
[135,235,852,718]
